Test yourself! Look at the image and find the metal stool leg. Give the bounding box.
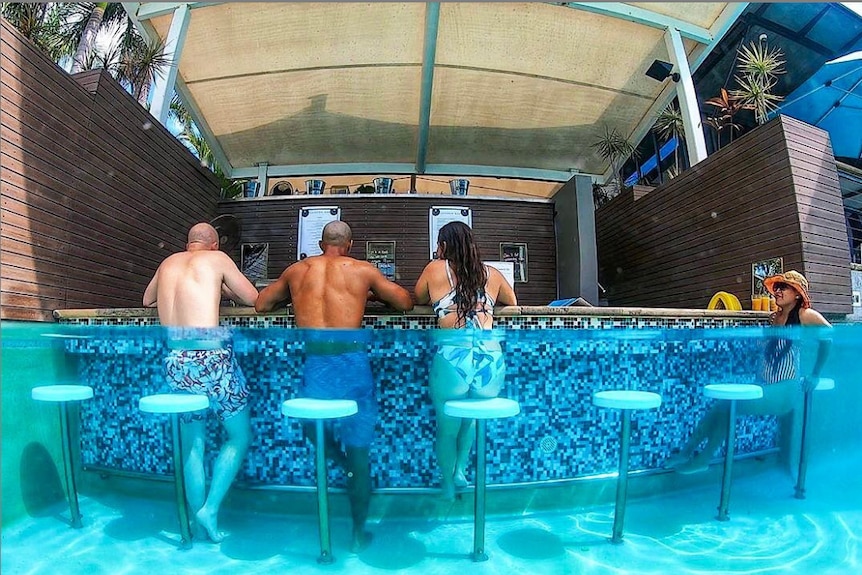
[611,409,632,544]
[314,419,334,564]
[717,400,737,521]
[472,419,489,562]
[59,403,83,529]
[170,414,193,549]
[795,390,814,499]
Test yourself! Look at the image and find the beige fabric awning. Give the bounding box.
[127,2,742,196]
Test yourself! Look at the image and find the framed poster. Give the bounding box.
[367,241,396,281]
[241,243,269,281]
[500,242,528,283]
[298,206,341,260]
[751,257,784,297]
[429,206,472,260]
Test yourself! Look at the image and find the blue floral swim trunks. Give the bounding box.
[164,348,249,421]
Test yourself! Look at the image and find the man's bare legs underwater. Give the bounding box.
[181,407,251,542]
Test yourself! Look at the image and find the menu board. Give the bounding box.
[429,206,472,260]
[366,241,396,281]
[298,206,341,260]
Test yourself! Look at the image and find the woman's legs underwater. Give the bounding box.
[670,381,798,474]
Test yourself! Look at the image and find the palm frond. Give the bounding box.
[653,104,685,143]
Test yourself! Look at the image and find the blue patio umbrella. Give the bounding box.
[771,51,862,160]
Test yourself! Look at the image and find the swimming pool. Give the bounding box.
[2,321,860,573]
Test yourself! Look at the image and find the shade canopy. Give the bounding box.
[125,2,744,191]
[773,51,862,161]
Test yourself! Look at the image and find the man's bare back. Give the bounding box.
[255,223,412,327]
[144,224,258,327]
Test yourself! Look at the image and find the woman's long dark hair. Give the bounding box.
[438,222,487,325]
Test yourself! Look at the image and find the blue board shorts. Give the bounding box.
[164,348,249,421]
[301,351,377,448]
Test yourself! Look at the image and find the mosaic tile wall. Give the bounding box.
[61,314,775,489]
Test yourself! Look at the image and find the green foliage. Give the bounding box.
[653,104,685,176]
[592,126,637,183]
[730,39,786,125]
[704,87,744,148]
[170,96,243,199]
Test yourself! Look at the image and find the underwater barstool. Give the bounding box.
[443,397,521,562]
[703,384,763,521]
[138,393,209,549]
[31,384,94,528]
[281,398,358,564]
[592,390,662,544]
[795,377,835,499]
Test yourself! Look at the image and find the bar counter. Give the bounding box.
[53,305,774,490]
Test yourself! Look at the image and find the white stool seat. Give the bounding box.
[814,378,835,391]
[704,384,763,401]
[593,390,662,410]
[443,398,520,419]
[282,398,357,420]
[32,385,94,402]
[139,394,209,414]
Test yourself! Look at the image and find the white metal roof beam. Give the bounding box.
[557,2,713,43]
[122,2,233,176]
[665,27,708,165]
[149,4,190,125]
[232,163,582,183]
[134,2,212,21]
[604,2,749,182]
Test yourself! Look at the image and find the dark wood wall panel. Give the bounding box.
[1,20,221,321]
[217,197,557,305]
[596,115,852,314]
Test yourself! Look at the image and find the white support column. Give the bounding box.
[664,27,708,165]
[256,162,269,197]
[150,3,190,126]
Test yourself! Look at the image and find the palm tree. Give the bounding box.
[653,104,685,177]
[1,2,67,61]
[591,126,639,207]
[170,96,244,199]
[66,3,131,74]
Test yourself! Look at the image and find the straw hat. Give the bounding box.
[764,270,811,308]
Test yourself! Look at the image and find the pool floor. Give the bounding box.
[2,456,860,575]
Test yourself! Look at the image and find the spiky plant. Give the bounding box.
[653,104,685,176]
[731,39,786,124]
[592,126,638,190]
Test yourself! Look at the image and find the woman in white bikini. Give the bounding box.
[415,221,517,499]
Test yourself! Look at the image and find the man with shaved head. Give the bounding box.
[143,222,259,543]
[257,220,413,553]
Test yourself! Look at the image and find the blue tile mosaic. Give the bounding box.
[61,313,775,489]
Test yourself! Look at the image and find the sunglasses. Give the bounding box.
[772,282,791,292]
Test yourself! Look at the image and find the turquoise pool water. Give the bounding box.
[2,322,860,573]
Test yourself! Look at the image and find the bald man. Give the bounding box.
[256,220,413,553]
[143,222,258,543]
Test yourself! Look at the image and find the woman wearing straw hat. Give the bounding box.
[668,270,831,474]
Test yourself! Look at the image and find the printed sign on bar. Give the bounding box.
[298,206,341,260]
[367,241,396,281]
[429,206,472,260]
